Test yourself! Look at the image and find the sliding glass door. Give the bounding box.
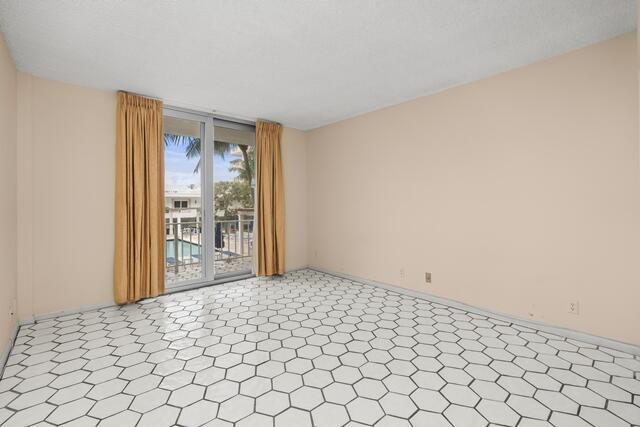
[163,108,255,288]
[213,126,255,278]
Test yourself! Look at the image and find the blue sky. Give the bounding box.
[165,142,237,191]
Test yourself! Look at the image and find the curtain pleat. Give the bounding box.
[256,120,285,276]
[114,92,165,304]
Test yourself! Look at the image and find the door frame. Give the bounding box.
[163,105,256,291]
[163,107,215,287]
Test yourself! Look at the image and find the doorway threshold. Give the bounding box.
[164,272,255,294]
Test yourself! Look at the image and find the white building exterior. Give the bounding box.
[165,189,202,236]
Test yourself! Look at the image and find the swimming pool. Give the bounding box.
[166,239,201,260]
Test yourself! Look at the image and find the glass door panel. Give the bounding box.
[163,115,206,286]
[163,109,255,288]
[213,125,256,278]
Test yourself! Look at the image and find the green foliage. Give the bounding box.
[165,133,255,217]
[214,180,253,219]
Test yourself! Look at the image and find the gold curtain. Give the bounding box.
[114,92,165,304]
[256,120,285,276]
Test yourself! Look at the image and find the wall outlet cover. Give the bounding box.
[568,301,579,315]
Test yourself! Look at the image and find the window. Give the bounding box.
[173,200,188,208]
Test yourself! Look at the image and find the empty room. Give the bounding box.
[0,1,639,426]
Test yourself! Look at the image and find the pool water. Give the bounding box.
[166,239,201,260]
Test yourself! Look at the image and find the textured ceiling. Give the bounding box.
[0,0,635,130]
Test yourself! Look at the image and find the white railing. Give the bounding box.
[216,219,254,262]
[165,217,254,274]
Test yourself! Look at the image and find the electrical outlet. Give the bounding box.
[568,300,579,315]
[425,272,432,284]
[528,302,536,318]
[399,268,405,280]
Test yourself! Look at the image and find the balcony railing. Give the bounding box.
[166,220,202,271]
[165,216,254,281]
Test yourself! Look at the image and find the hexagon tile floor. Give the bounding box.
[1,270,639,427]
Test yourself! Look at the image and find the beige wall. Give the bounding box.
[306,33,640,345]
[281,127,308,271]
[17,75,117,319]
[0,34,18,354]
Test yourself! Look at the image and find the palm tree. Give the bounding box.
[229,146,254,185]
[164,134,229,174]
[164,133,254,195]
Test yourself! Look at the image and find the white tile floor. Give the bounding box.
[1,269,639,426]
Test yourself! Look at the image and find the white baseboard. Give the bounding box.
[19,270,270,325]
[308,267,640,356]
[1,322,19,378]
[17,267,308,327]
[20,301,116,325]
[7,265,633,376]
